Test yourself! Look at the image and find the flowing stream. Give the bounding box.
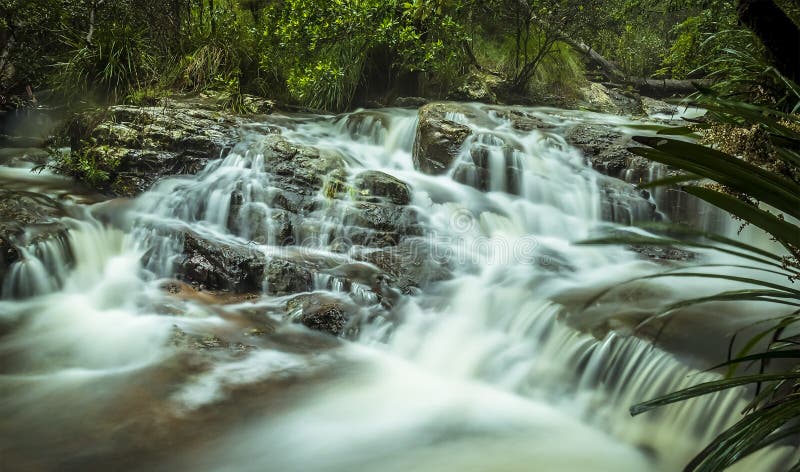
[0,104,796,471]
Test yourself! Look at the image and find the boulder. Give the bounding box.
[565,123,653,183]
[353,170,411,205]
[392,97,429,108]
[640,97,680,117]
[259,134,346,213]
[413,103,472,174]
[285,293,355,336]
[447,71,503,103]
[265,258,315,296]
[68,99,247,196]
[578,83,643,116]
[178,232,267,292]
[345,202,418,233]
[597,175,659,225]
[630,244,696,264]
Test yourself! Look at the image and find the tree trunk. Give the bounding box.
[737,0,800,83]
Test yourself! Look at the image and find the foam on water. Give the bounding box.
[0,104,796,470]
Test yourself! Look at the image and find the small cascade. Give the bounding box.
[0,102,796,471]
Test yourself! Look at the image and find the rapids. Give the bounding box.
[0,103,796,471]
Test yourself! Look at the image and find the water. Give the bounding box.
[0,104,796,471]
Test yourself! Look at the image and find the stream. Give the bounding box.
[0,103,796,471]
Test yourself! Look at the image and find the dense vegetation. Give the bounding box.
[3,1,800,470]
[1,0,797,111]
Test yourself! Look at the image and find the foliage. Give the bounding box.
[583,93,800,470]
[660,3,736,79]
[53,143,122,186]
[56,23,156,102]
[258,0,470,111]
[1,0,785,109]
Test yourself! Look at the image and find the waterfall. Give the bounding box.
[0,104,795,471]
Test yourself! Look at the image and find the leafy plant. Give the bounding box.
[55,23,156,102]
[583,93,800,470]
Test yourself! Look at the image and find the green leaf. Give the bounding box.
[636,173,701,189]
[630,373,800,416]
[683,186,800,251]
[687,397,800,471]
[711,349,800,370]
[631,137,800,220]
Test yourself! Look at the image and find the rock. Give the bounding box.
[228,185,296,245]
[68,99,247,196]
[262,135,343,189]
[486,108,553,132]
[343,202,420,236]
[564,122,723,227]
[353,170,411,205]
[178,232,267,292]
[565,124,653,183]
[356,239,451,294]
[170,325,253,354]
[238,95,276,115]
[0,147,49,168]
[413,103,472,174]
[630,244,696,264]
[579,83,643,116]
[641,97,679,117]
[0,190,69,287]
[285,293,355,336]
[259,134,345,212]
[447,70,503,103]
[597,175,659,225]
[265,258,314,296]
[392,97,429,108]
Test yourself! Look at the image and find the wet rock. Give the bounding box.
[229,201,295,245]
[413,103,472,175]
[68,99,247,196]
[178,232,267,292]
[565,122,721,227]
[259,135,346,212]
[0,147,49,168]
[630,245,696,264]
[344,202,421,236]
[0,190,69,284]
[353,171,411,205]
[262,135,343,189]
[597,175,659,224]
[238,95,276,115]
[160,279,262,305]
[565,124,652,183]
[491,109,552,132]
[170,325,253,354]
[356,239,451,294]
[641,97,679,117]
[285,293,355,336]
[265,258,314,296]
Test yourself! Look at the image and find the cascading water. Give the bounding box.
[0,104,796,471]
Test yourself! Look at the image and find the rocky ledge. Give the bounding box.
[66,95,274,196]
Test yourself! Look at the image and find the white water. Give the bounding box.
[0,104,795,470]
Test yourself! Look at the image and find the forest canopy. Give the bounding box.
[0,0,798,111]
